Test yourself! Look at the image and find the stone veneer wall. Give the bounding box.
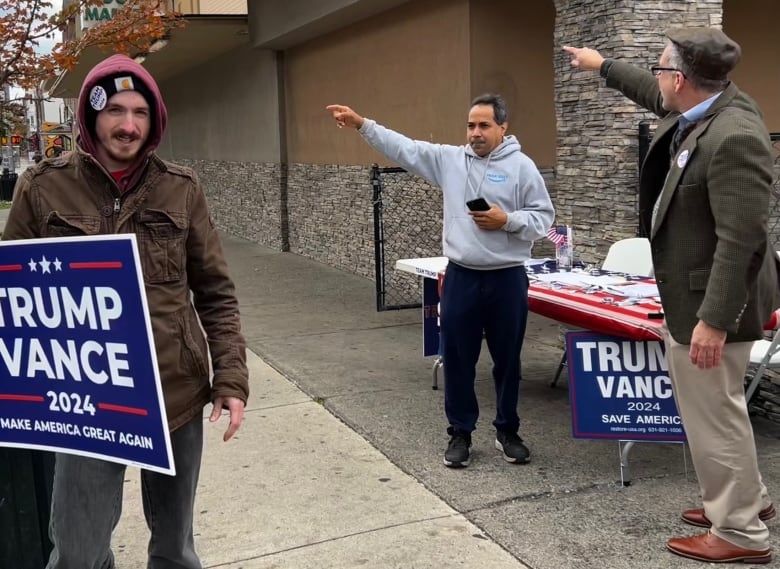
[284,163,441,279]
[176,159,284,250]
[285,163,376,277]
[552,0,723,263]
[750,370,780,421]
[282,164,558,280]
[770,143,780,248]
[180,159,558,279]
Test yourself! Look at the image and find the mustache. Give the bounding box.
[113,130,140,139]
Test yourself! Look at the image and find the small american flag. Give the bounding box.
[546,225,568,245]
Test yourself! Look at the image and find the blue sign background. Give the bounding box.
[0,235,173,474]
[566,330,686,442]
[422,277,440,357]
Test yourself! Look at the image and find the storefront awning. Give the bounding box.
[48,15,249,98]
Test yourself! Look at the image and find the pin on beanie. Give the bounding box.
[82,72,156,136]
[88,73,154,111]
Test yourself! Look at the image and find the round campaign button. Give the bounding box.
[89,85,108,111]
[676,149,689,169]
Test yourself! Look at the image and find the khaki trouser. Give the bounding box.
[664,327,771,550]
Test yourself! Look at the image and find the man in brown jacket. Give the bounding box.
[564,28,778,564]
[4,54,249,568]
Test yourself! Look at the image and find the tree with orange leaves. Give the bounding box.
[1,0,183,92]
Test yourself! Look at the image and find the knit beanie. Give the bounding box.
[83,72,156,135]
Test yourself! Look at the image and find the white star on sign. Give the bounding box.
[53,258,62,271]
[39,256,51,274]
[28,258,37,272]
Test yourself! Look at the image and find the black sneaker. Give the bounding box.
[444,430,471,468]
[495,430,530,464]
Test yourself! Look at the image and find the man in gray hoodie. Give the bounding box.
[327,94,554,468]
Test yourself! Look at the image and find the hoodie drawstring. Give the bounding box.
[465,154,492,200]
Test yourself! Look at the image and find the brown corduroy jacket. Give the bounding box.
[605,61,779,344]
[3,148,249,430]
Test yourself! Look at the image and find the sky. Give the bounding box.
[38,0,64,54]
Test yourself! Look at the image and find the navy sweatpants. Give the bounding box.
[439,262,529,434]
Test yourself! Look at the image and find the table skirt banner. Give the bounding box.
[529,285,663,341]
[566,330,686,442]
[422,277,440,357]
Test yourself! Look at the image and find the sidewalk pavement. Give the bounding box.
[115,351,530,568]
[3,211,780,568]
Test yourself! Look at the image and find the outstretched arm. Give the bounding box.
[562,45,667,117]
[326,104,365,130]
[562,45,605,71]
[326,104,448,186]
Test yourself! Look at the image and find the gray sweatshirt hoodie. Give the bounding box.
[360,119,555,270]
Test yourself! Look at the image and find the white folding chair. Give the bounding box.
[744,253,780,402]
[601,237,654,276]
[745,312,780,403]
[550,237,654,387]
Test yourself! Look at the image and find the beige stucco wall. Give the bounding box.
[174,0,198,13]
[158,44,280,163]
[285,0,471,166]
[723,0,780,132]
[469,0,556,168]
[175,0,248,14]
[250,0,411,49]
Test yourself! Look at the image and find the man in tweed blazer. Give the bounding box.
[565,27,779,564]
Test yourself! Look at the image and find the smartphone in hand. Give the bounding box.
[466,198,490,211]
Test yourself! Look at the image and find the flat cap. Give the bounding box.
[666,27,741,80]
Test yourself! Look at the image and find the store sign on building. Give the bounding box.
[82,0,126,29]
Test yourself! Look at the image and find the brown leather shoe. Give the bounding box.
[667,532,772,563]
[681,503,776,528]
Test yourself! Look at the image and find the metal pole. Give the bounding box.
[2,84,16,173]
[34,83,45,156]
[636,120,652,237]
[371,165,385,312]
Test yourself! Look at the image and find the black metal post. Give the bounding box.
[371,165,385,311]
[637,120,652,237]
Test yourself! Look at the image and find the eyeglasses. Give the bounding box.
[650,65,685,77]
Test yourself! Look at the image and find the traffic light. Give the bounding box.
[10,135,21,145]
